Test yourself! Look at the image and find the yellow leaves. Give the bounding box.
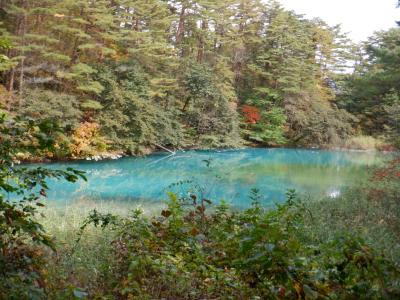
[53,13,65,18]
[0,84,16,108]
[55,70,74,80]
[70,122,108,157]
[110,50,128,62]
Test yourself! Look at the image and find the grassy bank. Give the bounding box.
[303,188,400,262]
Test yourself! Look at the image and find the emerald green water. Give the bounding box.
[41,148,386,208]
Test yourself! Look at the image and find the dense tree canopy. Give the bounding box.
[339,27,400,146]
[0,0,398,156]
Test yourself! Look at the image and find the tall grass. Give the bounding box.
[38,199,165,295]
[342,135,385,150]
[302,186,400,261]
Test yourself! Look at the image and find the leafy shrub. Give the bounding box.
[181,63,242,148]
[284,91,356,147]
[77,189,400,299]
[384,98,400,149]
[246,106,287,146]
[0,113,86,299]
[70,121,108,157]
[241,94,287,146]
[242,105,261,124]
[16,89,82,128]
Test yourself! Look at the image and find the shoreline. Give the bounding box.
[17,144,398,165]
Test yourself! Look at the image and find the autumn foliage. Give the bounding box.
[372,158,400,182]
[71,122,107,157]
[242,105,261,124]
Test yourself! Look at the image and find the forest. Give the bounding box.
[0,0,399,158]
[0,0,400,299]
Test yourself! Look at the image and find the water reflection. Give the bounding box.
[35,148,388,208]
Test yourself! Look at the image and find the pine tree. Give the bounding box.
[0,31,15,72]
[116,0,179,100]
[250,7,317,97]
[0,0,373,154]
[52,0,119,95]
[343,28,400,135]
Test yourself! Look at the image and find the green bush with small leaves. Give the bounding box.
[0,113,86,299]
[74,188,399,299]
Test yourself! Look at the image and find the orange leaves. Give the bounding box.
[242,105,261,124]
[71,122,107,157]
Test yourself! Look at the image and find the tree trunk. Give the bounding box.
[19,7,27,95]
[7,68,15,92]
[176,5,186,45]
[70,36,80,64]
[133,19,140,31]
[71,7,84,64]
[19,58,25,96]
[197,20,207,63]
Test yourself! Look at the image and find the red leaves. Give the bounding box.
[242,105,261,124]
[371,158,400,182]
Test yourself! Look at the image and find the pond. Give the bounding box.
[38,148,387,208]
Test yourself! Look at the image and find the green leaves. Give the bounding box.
[102,183,400,299]
[0,113,86,250]
[0,114,87,298]
[181,62,242,148]
[0,36,15,71]
[246,105,287,146]
[0,0,371,153]
[80,99,104,111]
[342,28,400,140]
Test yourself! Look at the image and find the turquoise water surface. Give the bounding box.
[39,148,386,208]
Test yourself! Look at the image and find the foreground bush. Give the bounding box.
[0,113,85,299]
[74,189,399,300]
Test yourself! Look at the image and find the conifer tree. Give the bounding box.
[0,0,381,154]
[116,0,179,100]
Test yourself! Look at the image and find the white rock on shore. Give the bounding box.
[86,153,123,161]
